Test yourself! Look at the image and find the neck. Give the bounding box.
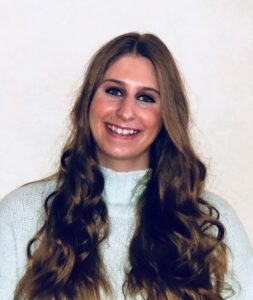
[100,166,149,218]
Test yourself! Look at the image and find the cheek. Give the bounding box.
[89,96,114,139]
[89,94,115,121]
[89,97,104,128]
[89,100,101,139]
[88,103,96,131]
[144,109,162,133]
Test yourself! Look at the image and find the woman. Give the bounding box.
[0,32,252,300]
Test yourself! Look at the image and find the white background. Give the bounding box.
[0,0,252,244]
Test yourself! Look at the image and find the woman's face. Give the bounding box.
[89,54,162,171]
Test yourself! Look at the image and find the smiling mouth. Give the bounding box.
[106,123,140,136]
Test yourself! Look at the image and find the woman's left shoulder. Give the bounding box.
[200,191,239,222]
[200,190,252,250]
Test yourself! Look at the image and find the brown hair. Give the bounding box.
[15,32,231,300]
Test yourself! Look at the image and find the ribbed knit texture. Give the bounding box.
[0,168,252,299]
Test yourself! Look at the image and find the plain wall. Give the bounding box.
[0,0,252,244]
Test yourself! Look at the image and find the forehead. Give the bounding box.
[103,54,159,89]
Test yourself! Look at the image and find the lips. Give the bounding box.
[106,123,140,136]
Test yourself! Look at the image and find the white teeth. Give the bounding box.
[107,124,138,135]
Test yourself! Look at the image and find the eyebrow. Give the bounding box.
[102,78,160,96]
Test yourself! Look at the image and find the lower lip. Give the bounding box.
[105,124,140,140]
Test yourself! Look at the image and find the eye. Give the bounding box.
[105,87,123,97]
[137,94,155,103]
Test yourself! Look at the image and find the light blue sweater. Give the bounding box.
[0,168,252,299]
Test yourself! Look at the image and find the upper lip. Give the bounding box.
[106,122,140,131]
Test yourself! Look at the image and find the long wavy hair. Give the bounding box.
[15,32,231,300]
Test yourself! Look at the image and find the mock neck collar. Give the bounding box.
[100,167,149,215]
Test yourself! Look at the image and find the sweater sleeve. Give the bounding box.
[0,180,55,300]
[0,193,19,300]
[203,192,253,299]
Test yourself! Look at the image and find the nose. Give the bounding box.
[116,96,136,121]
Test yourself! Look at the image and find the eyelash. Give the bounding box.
[105,87,156,103]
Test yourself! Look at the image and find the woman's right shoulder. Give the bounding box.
[0,179,57,222]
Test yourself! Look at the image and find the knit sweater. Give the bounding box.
[0,168,252,299]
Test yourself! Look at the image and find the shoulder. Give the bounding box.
[0,179,57,224]
[201,191,253,266]
[200,190,251,249]
[201,191,237,222]
[201,190,231,212]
